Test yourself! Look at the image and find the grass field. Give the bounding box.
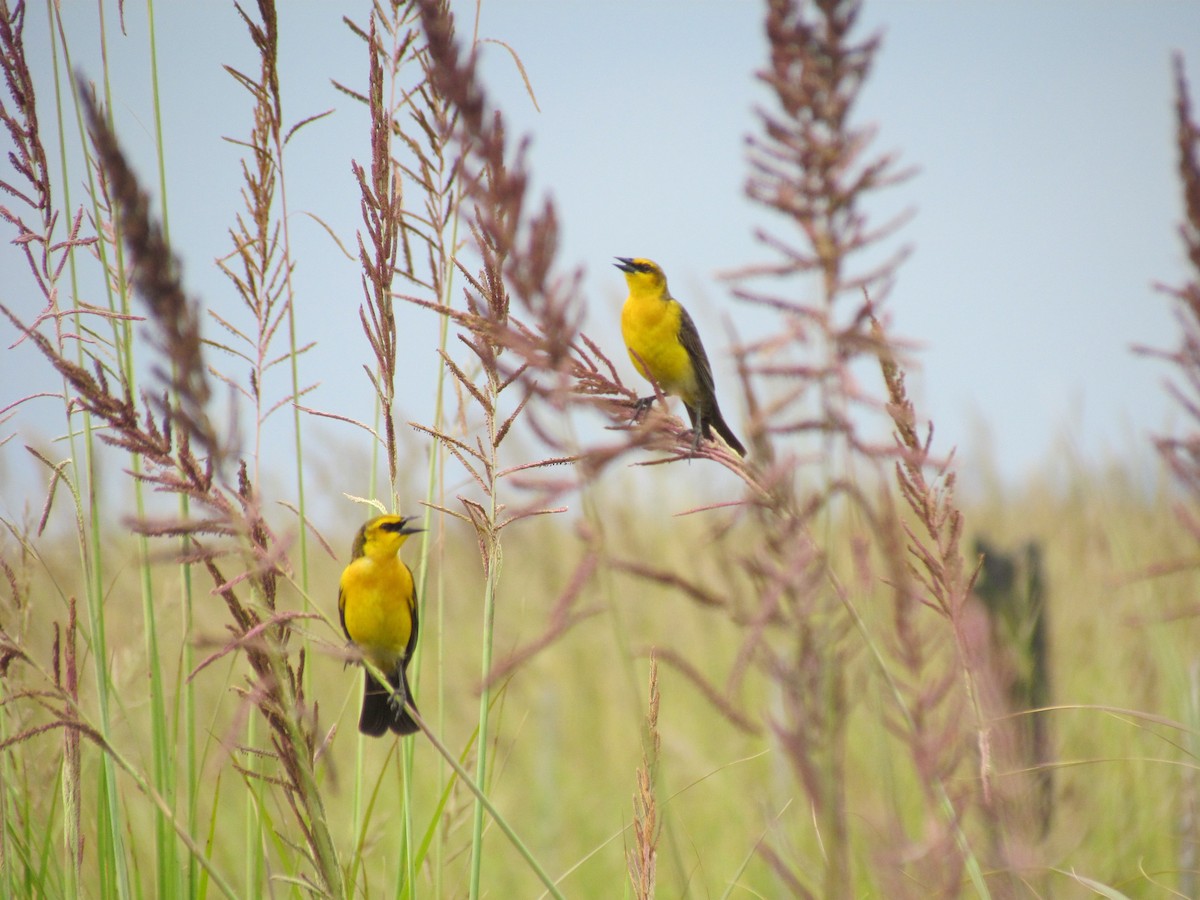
[3,1,1200,898]
[3,461,1198,897]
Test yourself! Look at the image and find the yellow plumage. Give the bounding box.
[621,276,701,404]
[338,514,422,737]
[616,257,746,456]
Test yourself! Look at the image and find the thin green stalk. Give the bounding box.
[0,691,22,896]
[243,715,261,896]
[468,407,502,900]
[279,137,309,609]
[418,214,458,900]
[357,345,386,897]
[399,748,415,900]
[176,532,198,898]
[131,12,178,879]
[94,771,117,890]
[103,3,177,891]
[50,3,132,894]
[378,34,418,896]
[346,384,385,891]
[44,13,81,898]
[240,0,309,608]
[134,477,176,900]
[351,390,384,876]
[276,113,315,900]
[468,568,498,894]
[464,0,498,885]
[404,75,466,888]
[141,1,201,888]
[419,712,565,900]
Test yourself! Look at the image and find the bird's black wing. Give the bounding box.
[404,565,420,664]
[338,586,350,642]
[676,298,747,455]
[676,302,717,411]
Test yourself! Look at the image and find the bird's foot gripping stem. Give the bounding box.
[388,687,407,716]
[631,395,656,423]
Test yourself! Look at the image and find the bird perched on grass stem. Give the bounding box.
[338,514,423,736]
[615,257,746,456]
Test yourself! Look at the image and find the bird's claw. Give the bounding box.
[631,396,655,424]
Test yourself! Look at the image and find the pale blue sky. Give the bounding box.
[3,2,1199,516]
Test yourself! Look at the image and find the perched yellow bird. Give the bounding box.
[338,514,423,737]
[615,257,746,456]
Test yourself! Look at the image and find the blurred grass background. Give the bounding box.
[5,456,1197,896]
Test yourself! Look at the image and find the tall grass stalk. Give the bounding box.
[419,709,566,898]
[215,3,328,893]
[131,0,181,880]
[38,6,85,896]
[411,2,585,891]
[468,433,501,899]
[145,0,204,881]
[42,3,135,894]
[420,136,460,900]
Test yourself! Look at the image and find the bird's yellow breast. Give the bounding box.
[339,555,414,668]
[621,291,700,404]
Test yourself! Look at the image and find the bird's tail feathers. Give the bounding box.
[710,408,746,457]
[687,402,746,457]
[359,666,420,737]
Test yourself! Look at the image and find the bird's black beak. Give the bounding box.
[384,516,424,536]
[614,257,637,274]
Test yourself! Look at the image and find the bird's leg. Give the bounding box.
[631,395,656,423]
[685,406,705,455]
[386,669,407,713]
[388,686,406,714]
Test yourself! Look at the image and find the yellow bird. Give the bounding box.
[338,514,423,737]
[615,257,746,456]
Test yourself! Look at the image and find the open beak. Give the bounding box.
[385,516,424,536]
[614,257,637,273]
